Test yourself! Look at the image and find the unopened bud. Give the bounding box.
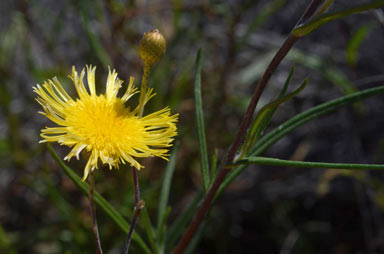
[139,29,166,66]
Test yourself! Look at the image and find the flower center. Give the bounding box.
[65,95,144,151]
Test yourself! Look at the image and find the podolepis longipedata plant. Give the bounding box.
[35,29,176,254]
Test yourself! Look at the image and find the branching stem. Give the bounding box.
[173,1,324,253]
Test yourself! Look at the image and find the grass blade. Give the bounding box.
[46,144,151,254]
[156,143,179,251]
[194,49,210,192]
[232,156,384,170]
[346,23,374,67]
[140,207,158,253]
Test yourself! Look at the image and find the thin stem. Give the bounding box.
[122,167,145,254]
[173,166,231,254]
[226,0,324,165]
[133,166,140,204]
[88,170,103,254]
[138,63,151,116]
[173,1,324,253]
[226,35,299,164]
[297,0,324,25]
[123,58,152,253]
[47,144,151,253]
[232,156,384,170]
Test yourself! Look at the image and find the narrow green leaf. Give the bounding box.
[156,144,179,249]
[346,23,374,67]
[165,191,204,253]
[140,207,158,254]
[194,49,210,192]
[250,85,384,157]
[251,66,295,139]
[293,0,384,37]
[278,66,296,98]
[313,0,334,17]
[241,75,307,157]
[233,156,384,170]
[172,0,183,29]
[217,85,384,200]
[287,49,358,95]
[46,144,151,254]
[244,66,295,153]
[158,207,171,254]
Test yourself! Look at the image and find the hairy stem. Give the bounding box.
[173,1,324,253]
[89,171,103,254]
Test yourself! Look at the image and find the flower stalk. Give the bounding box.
[123,28,167,254]
[138,63,151,116]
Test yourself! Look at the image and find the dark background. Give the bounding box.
[1,0,384,253]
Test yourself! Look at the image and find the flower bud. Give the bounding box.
[139,29,166,66]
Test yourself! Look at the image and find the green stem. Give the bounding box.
[138,63,151,116]
[233,156,384,170]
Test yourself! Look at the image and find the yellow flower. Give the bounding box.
[34,66,178,181]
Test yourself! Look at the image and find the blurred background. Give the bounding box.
[1,0,384,253]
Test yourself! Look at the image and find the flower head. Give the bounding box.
[34,66,178,181]
[139,29,166,66]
